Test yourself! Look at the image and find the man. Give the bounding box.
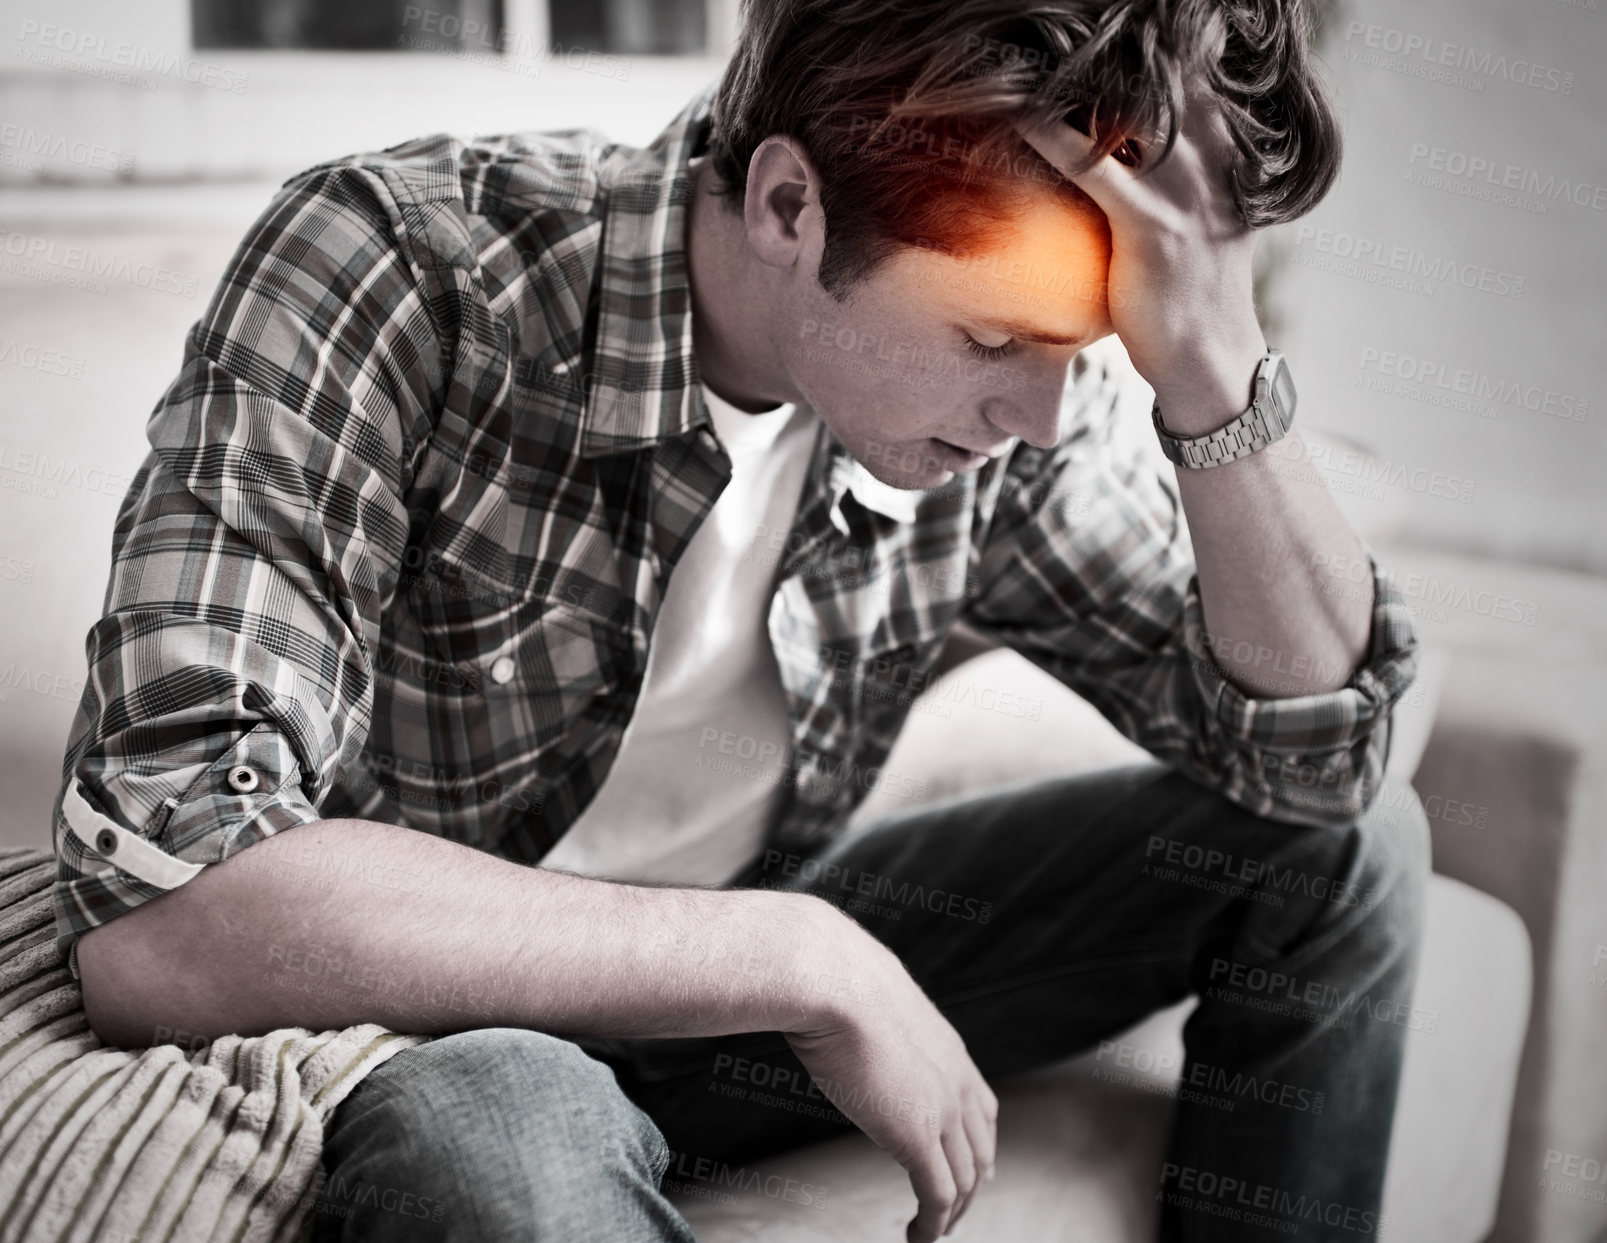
[55,0,1426,1240]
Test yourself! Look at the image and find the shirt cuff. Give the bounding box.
[53,722,323,980]
[1180,542,1421,823]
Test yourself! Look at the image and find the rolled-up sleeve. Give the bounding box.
[964,351,1420,829]
[52,165,443,978]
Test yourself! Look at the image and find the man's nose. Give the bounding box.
[980,386,1063,450]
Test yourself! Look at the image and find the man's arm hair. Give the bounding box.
[78,817,847,1049]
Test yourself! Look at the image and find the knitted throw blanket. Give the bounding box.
[0,847,428,1243]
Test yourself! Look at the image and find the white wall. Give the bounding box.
[1263,0,1607,574]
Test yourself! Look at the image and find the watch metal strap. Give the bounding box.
[1152,348,1293,469]
[1152,398,1285,469]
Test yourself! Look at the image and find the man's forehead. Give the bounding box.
[903,193,1111,335]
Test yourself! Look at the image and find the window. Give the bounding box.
[549,0,705,54]
[192,0,710,54]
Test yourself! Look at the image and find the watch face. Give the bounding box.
[1267,356,1298,430]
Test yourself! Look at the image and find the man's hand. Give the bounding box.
[1013,91,1268,431]
[1014,86,1378,705]
[784,906,997,1243]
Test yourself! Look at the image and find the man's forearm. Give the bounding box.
[1157,335,1375,700]
[77,817,855,1049]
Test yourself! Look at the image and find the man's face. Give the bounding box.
[783,189,1114,489]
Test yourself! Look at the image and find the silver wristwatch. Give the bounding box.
[1152,349,1298,469]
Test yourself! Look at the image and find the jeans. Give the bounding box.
[312,761,1429,1242]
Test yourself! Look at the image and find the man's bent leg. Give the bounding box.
[311,1027,694,1243]
[605,761,1428,1243]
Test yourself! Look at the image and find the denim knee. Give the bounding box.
[1220,771,1431,976]
[316,1027,689,1243]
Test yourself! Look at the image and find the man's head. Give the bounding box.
[701,0,1340,488]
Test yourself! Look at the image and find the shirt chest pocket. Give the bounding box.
[405,559,640,756]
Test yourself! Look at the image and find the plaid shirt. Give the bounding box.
[52,83,1419,978]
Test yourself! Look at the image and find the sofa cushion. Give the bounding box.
[672,874,1531,1243]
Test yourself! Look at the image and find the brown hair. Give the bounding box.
[708,0,1342,299]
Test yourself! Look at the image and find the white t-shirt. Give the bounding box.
[538,382,818,885]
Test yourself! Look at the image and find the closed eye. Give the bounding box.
[964,334,1017,362]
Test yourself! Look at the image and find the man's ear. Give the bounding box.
[744,135,822,270]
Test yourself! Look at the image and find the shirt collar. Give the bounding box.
[578,83,716,458]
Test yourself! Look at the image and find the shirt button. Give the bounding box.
[95,828,118,856]
[227,765,260,794]
[490,656,517,685]
[698,427,719,451]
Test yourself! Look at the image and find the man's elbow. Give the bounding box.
[77,901,218,1050]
